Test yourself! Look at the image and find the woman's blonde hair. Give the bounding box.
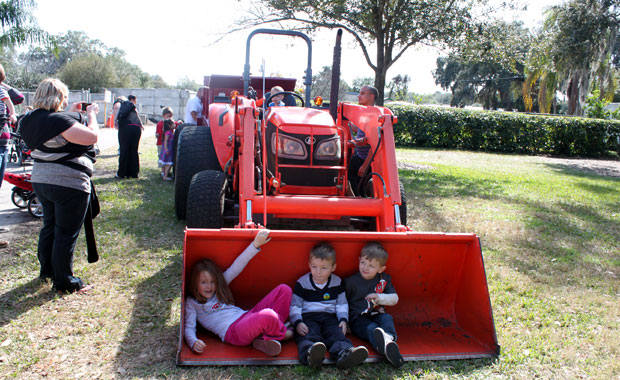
[33,78,69,112]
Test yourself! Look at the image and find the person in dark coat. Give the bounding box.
[116,94,143,178]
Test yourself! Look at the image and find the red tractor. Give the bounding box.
[175,29,499,365]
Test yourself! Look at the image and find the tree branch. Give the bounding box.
[232,9,378,72]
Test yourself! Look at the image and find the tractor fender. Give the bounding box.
[208,103,235,170]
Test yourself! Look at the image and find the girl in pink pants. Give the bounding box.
[184,230,292,356]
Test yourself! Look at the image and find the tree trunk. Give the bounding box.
[567,70,588,116]
[567,72,579,116]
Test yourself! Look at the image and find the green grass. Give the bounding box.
[1,136,618,379]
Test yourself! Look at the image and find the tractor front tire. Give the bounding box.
[186,170,227,229]
[174,125,221,219]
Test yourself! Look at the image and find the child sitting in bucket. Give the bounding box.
[344,242,404,367]
[184,230,293,356]
[290,243,368,369]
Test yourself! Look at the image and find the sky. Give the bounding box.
[33,0,561,94]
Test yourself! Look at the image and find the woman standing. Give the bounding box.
[116,94,143,178]
[19,78,99,293]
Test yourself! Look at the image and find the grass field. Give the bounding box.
[1,132,618,379]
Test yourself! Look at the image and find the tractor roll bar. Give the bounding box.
[243,28,312,106]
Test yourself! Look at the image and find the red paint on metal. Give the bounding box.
[177,229,499,365]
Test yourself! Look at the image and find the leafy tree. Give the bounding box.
[1,31,100,88]
[311,65,350,101]
[544,0,620,115]
[387,74,410,101]
[58,53,115,92]
[432,91,452,105]
[4,30,163,90]
[150,75,169,89]
[434,57,476,107]
[241,0,484,105]
[175,76,201,91]
[433,20,530,110]
[522,32,557,113]
[0,46,44,88]
[351,77,374,92]
[585,88,620,119]
[0,0,48,48]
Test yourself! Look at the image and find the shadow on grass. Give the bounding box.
[90,168,186,376]
[0,278,55,328]
[113,257,182,377]
[544,162,620,180]
[400,166,620,289]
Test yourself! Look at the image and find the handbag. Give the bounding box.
[90,180,100,218]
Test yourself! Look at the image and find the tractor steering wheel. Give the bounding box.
[265,91,305,107]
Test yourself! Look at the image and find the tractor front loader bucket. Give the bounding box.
[177,229,499,365]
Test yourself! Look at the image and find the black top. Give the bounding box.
[117,101,141,127]
[19,109,83,150]
[344,272,396,321]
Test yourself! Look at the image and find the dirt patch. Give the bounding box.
[398,162,434,171]
[541,157,620,178]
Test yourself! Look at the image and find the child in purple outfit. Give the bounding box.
[158,119,175,180]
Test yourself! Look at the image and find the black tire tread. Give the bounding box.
[186,170,227,228]
[174,125,221,219]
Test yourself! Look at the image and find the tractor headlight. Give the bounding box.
[271,134,307,159]
[315,137,341,160]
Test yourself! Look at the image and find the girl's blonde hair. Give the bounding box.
[33,78,69,112]
[188,259,235,304]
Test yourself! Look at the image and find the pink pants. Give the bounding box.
[224,284,292,346]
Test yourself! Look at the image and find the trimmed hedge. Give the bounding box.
[389,105,620,157]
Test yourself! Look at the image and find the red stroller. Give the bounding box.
[3,172,43,218]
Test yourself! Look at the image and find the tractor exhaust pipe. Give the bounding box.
[329,29,343,120]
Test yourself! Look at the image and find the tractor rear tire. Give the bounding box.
[172,123,191,178]
[174,125,221,220]
[399,180,407,227]
[186,170,226,229]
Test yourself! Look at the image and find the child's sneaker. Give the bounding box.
[306,341,326,369]
[252,338,281,356]
[385,341,404,368]
[373,327,404,368]
[336,346,368,369]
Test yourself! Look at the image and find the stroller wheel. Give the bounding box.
[28,196,44,218]
[11,189,28,208]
